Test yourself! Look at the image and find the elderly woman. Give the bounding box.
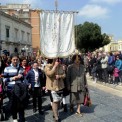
[66,54,88,116]
[44,58,66,122]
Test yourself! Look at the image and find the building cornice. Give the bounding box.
[0,10,32,28]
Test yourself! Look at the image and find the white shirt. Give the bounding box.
[101,56,108,69]
[33,69,40,87]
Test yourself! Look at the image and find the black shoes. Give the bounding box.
[33,108,37,113]
[39,110,44,115]
[33,107,44,115]
[60,103,68,112]
[4,112,9,121]
[1,114,4,121]
[0,109,4,121]
[63,104,68,112]
[70,105,74,113]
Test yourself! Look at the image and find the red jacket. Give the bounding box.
[22,65,31,76]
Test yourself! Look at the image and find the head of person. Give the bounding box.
[116,55,120,60]
[109,52,113,56]
[47,59,54,64]
[32,61,38,70]
[98,53,102,58]
[21,57,27,66]
[92,54,95,58]
[55,58,62,64]
[31,56,35,62]
[7,56,11,64]
[10,53,19,67]
[102,53,106,58]
[37,58,41,64]
[2,53,7,60]
[40,56,43,61]
[72,54,81,65]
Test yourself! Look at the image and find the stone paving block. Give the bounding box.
[94,105,115,113]
[114,119,122,122]
[93,109,112,118]
[62,117,84,122]
[85,118,106,122]
[81,113,97,122]
[100,113,122,122]
[111,110,122,118]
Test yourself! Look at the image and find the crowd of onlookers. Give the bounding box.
[0,50,122,122]
[84,51,122,85]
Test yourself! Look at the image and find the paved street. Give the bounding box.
[3,78,122,122]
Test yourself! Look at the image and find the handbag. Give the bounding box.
[84,88,92,107]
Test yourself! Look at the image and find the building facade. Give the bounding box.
[0,4,41,52]
[104,41,118,52]
[98,35,122,53]
[0,11,32,55]
[117,40,122,52]
[103,38,122,53]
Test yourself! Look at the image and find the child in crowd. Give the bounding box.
[113,67,119,85]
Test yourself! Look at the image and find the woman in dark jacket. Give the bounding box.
[67,54,88,116]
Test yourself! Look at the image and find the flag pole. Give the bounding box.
[54,0,60,58]
[55,0,58,12]
[55,0,60,84]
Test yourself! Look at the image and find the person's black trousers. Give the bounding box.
[11,94,25,122]
[12,108,25,122]
[32,87,42,112]
[102,68,108,83]
[4,90,13,120]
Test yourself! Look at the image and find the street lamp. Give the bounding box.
[21,45,28,56]
[24,45,28,56]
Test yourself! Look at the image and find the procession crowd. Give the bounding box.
[0,53,88,122]
[0,50,122,122]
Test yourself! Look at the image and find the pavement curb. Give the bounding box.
[87,76,122,91]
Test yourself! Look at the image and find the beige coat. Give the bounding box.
[66,64,87,93]
[44,63,65,91]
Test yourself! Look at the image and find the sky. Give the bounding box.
[0,0,122,40]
